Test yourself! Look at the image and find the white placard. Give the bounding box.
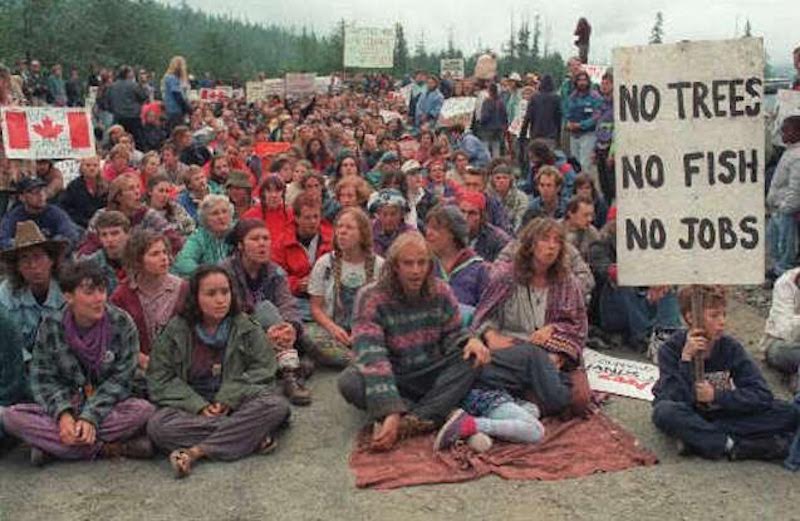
[440,59,465,80]
[508,99,528,136]
[438,96,477,129]
[285,73,316,98]
[344,26,395,69]
[584,348,659,401]
[263,79,285,97]
[614,38,765,285]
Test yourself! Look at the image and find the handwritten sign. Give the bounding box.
[614,38,765,285]
[438,97,477,129]
[344,26,395,69]
[584,348,659,401]
[441,59,465,80]
[285,73,316,98]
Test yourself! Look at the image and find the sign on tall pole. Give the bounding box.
[344,26,395,69]
[613,38,765,285]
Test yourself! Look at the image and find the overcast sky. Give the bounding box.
[171,0,796,67]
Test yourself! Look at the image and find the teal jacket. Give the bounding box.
[171,226,232,278]
[147,314,277,413]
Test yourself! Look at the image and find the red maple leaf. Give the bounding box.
[32,116,63,140]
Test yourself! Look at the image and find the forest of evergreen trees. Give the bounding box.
[0,0,566,82]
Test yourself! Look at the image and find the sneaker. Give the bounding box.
[433,409,476,451]
[283,372,312,406]
[729,435,791,461]
[467,433,493,453]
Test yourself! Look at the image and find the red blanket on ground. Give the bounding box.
[349,411,658,490]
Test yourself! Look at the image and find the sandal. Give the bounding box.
[169,449,193,479]
[257,435,278,455]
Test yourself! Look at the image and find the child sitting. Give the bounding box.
[652,285,798,461]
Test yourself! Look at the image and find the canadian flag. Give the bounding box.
[199,87,233,102]
[1,107,95,160]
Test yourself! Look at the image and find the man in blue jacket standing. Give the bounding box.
[415,76,444,129]
[565,71,603,173]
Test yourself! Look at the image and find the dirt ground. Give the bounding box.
[2,297,799,521]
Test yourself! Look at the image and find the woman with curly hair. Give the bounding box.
[308,208,384,368]
[305,137,332,173]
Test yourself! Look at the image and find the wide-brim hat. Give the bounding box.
[0,220,69,263]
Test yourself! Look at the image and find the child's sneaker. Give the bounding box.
[467,433,493,453]
[433,409,476,451]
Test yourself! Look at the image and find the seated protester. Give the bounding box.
[81,173,183,257]
[177,165,210,222]
[146,174,195,237]
[327,176,371,222]
[522,166,567,225]
[239,137,263,184]
[0,304,27,446]
[140,107,166,153]
[574,173,608,229]
[172,194,234,278]
[525,139,576,197]
[206,154,232,195]
[0,221,67,361]
[146,265,291,479]
[225,170,255,219]
[172,125,212,168]
[2,260,155,466]
[368,188,415,256]
[365,151,401,190]
[242,174,295,249]
[81,211,130,294]
[448,123,491,168]
[111,230,188,395]
[58,156,108,230]
[157,141,190,186]
[563,195,600,261]
[470,219,587,419]
[0,176,81,251]
[488,163,528,233]
[272,192,333,307]
[766,115,800,279]
[652,285,798,461]
[285,159,312,207]
[425,158,461,202]
[267,156,296,188]
[299,171,337,221]
[220,219,311,405]
[102,144,136,182]
[446,150,470,186]
[760,267,800,383]
[458,191,511,263]
[138,151,163,192]
[462,167,512,234]
[337,232,491,450]
[399,160,437,231]
[425,204,490,321]
[308,208,384,369]
[329,150,363,191]
[117,134,144,167]
[34,159,64,201]
[589,207,681,350]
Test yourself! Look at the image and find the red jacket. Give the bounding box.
[242,204,295,248]
[272,220,333,296]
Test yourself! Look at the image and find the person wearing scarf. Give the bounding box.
[146,265,290,479]
[2,260,155,466]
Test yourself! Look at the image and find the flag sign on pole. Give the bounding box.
[1,107,95,160]
[199,87,233,102]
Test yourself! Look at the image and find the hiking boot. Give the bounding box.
[283,372,312,406]
[467,433,493,453]
[433,409,477,451]
[299,357,316,380]
[729,435,791,461]
[396,414,436,440]
[103,436,155,460]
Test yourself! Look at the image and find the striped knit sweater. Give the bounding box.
[352,279,467,420]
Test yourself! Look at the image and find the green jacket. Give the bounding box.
[171,226,232,278]
[147,313,276,413]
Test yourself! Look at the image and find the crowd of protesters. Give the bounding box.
[0,40,799,478]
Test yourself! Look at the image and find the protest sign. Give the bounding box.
[474,54,497,80]
[263,79,285,97]
[188,89,199,102]
[1,107,95,160]
[199,87,233,102]
[438,97,477,129]
[585,64,610,86]
[246,81,267,103]
[379,110,402,123]
[285,73,316,97]
[440,59,465,80]
[344,26,395,69]
[584,348,659,401]
[613,38,765,285]
[508,99,528,136]
[771,89,800,146]
[315,76,332,95]
[254,141,292,159]
[85,86,99,110]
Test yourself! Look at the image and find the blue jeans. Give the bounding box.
[569,132,597,173]
[767,212,797,275]
[600,285,681,344]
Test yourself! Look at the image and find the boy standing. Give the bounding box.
[652,285,798,461]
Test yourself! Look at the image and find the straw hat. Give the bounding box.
[0,220,68,263]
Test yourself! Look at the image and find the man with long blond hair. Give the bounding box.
[338,231,489,451]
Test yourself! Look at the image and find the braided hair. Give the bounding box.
[330,207,376,324]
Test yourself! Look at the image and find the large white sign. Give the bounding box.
[1,107,95,159]
[614,38,765,285]
[285,73,316,98]
[344,26,395,69]
[584,348,659,401]
[438,96,477,129]
[440,59,465,80]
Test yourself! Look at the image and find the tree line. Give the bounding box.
[0,0,567,82]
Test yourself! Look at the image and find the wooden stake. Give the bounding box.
[690,287,706,399]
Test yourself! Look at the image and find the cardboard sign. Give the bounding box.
[344,26,395,69]
[771,89,800,146]
[438,96,477,129]
[199,87,233,102]
[584,348,659,401]
[285,73,316,98]
[1,107,95,159]
[613,38,765,285]
[441,59,465,80]
[315,76,332,95]
[474,54,497,80]
[264,79,285,97]
[246,81,267,103]
[508,99,528,136]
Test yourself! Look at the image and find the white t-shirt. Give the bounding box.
[308,252,385,325]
